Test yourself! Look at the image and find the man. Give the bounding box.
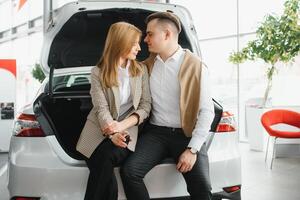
[121,11,214,200]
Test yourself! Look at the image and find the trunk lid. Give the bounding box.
[41,1,199,73]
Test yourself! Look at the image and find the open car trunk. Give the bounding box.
[35,91,222,161]
[34,7,193,160]
[35,90,221,162]
[35,93,92,160]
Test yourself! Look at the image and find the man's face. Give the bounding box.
[144,20,166,53]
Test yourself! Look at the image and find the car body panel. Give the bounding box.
[8,133,241,199]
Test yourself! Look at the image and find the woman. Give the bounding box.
[76,22,151,200]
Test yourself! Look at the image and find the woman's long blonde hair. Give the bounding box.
[97,22,142,88]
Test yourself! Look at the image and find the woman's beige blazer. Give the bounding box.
[76,64,151,158]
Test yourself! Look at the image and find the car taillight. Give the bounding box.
[216,111,236,132]
[223,185,241,193]
[13,113,45,137]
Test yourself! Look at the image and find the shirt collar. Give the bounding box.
[155,45,183,63]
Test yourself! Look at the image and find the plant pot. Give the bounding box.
[245,98,271,151]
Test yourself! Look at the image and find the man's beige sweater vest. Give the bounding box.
[144,49,203,137]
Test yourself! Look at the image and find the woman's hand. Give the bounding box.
[110,132,129,148]
[102,121,126,135]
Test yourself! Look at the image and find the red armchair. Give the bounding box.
[261,109,300,169]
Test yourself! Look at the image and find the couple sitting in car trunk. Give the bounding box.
[76,11,214,200]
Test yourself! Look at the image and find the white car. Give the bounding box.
[7,1,241,200]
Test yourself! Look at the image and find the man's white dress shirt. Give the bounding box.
[149,46,214,151]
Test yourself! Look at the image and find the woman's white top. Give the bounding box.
[118,60,133,116]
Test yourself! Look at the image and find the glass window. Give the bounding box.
[29,0,43,20]
[0,0,12,31]
[239,0,286,33]
[0,41,13,58]
[12,37,29,66]
[53,73,91,92]
[171,0,237,40]
[200,37,238,113]
[28,32,43,64]
[12,0,28,26]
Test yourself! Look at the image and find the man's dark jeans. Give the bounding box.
[120,123,212,200]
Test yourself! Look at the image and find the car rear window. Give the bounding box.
[53,73,91,92]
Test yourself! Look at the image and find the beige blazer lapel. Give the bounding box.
[130,75,143,110]
[111,86,120,118]
[129,77,137,110]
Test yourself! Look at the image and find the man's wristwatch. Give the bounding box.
[187,147,198,154]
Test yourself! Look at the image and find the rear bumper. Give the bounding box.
[8,136,241,199]
[8,137,88,199]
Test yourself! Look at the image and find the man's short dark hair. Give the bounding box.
[145,11,181,33]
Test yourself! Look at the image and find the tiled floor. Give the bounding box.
[0,143,300,200]
[240,143,300,200]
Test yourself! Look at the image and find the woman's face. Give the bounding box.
[125,38,141,60]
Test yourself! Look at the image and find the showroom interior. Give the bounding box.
[0,0,299,199]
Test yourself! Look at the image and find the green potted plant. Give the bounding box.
[229,0,300,107]
[230,0,300,152]
[31,63,45,83]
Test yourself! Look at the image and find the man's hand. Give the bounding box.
[111,132,128,148]
[102,121,126,135]
[176,149,197,173]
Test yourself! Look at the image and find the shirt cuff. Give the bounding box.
[187,135,207,152]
